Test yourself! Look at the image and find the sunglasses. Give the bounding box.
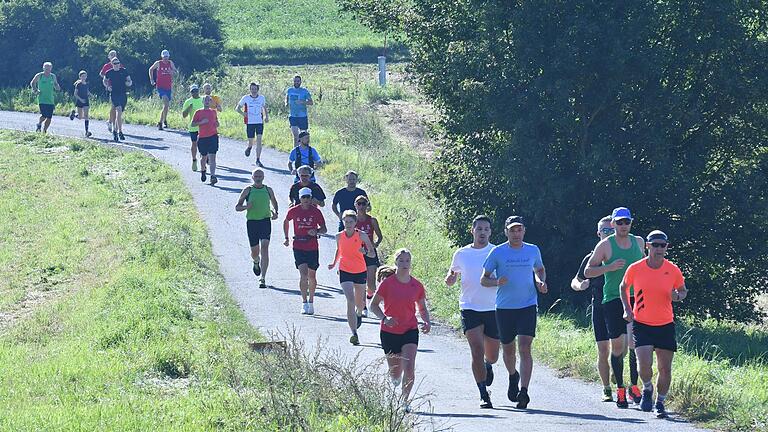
[614,219,632,226]
[112,62,120,65]
[600,228,615,235]
[650,242,668,248]
[355,202,368,206]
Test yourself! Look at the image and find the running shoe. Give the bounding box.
[209,175,218,186]
[192,159,197,172]
[259,279,267,289]
[307,303,315,315]
[480,392,493,409]
[356,314,362,329]
[163,121,168,129]
[107,122,112,132]
[362,307,368,317]
[507,372,520,402]
[485,362,494,386]
[655,401,668,418]
[69,110,76,120]
[113,131,119,142]
[252,258,261,276]
[350,334,359,346]
[157,121,163,130]
[616,387,629,408]
[35,123,41,132]
[85,131,92,138]
[641,389,653,412]
[201,170,207,183]
[402,402,412,414]
[118,132,125,141]
[516,388,530,409]
[602,388,613,402]
[256,159,263,167]
[245,146,252,157]
[301,303,309,315]
[630,385,642,404]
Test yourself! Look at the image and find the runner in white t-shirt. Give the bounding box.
[445,215,499,408]
[235,82,269,167]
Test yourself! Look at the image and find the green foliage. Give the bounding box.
[0,0,223,89]
[342,0,768,322]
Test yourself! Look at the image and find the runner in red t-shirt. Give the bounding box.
[99,50,122,133]
[283,188,327,315]
[191,95,220,186]
[369,249,432,412]
[148,49,176,130]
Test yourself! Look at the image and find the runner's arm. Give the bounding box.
[619,280,633,322]
[267,186,279,219]
[360,232,376,258]
[53,74,61,91]
[584,241,614,278]
[282,217,290,246]
[328,234,340,269]
[304,95,314,106]
[262,104,269,123]
[369,293,386,320]
[534,266,548,293]
[102,76,111,91]
[29,73,40,91]
[637,235,647,257]
[331,197,341,220]
[148,62,157,84]
[317,221,327,235]
[417,297,431,333]
[235,187,251,211]
[672,283,687,302]
[481,270,505,288]
[171,61,177,74]
[370,217,383,248]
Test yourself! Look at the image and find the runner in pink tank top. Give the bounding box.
[329,210,376,345]
[148,49,177,130]
[353,194,383,315]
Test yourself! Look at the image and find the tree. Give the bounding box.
[340,0,768,321]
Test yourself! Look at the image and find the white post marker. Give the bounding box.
[378,55,387,87]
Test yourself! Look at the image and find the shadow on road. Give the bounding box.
[262,165,292,175]
[122,133,165,142]
[120,141,169,150]
[213,174,251,183]
[218,165,253,175]
[492,406,647,424]
[269,285,332,298]
[416,411,500,419]
[212,185,245,194]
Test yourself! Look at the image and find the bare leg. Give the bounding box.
[208,153,217,177]
[259,240,270,279]
[597,340,611,388]
[484,336,500,364]
[502,341,517,375]
[517,335,534,388]
[386,355,403,384]
[400,343,419,400]
[466,326,488,383]
[43,117,52,133]
[655,349,674,395]
[341,281,357,333]
[191,139,198,162]
[307,268,317,302]
[298,264,308,302]
[256,134,264,160]
[160,96,170,124]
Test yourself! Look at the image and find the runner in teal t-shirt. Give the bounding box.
[182,84,204,171]
[285,75,313,145]
[29,62,61,133]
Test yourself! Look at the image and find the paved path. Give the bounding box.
[1,112,707,432]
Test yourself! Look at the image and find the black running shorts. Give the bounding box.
[293,249,319,270]
[592,300,610,342]
[197,135,219,155]
[246,123,264,138]
[380,328,419,354]
[39,104,54,119]
[189,131,199,143]
[340,270,367,284]
[461,309,500,339]
[603,298,628,339]
[633,321,677,352]
[110,94,127,109]
[496,305,537,344]
[364,250,380,268]
[246,218,271,246]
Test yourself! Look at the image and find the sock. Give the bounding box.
[629,349,639,386]
[84,120,89,132]
[643,380,653,391]
[610,354,625,388]
[519,386,528,394]
[657,393,667,403]
[477,382,488,397]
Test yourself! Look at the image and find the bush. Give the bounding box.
[0,0,223,90]
[341,0,768,322]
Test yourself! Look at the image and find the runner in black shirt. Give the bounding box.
[103,58,132,142]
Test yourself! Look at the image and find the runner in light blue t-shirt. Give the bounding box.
[285,75,313,146]
[480,215,547,411]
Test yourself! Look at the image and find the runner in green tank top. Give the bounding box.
[29,62,61,133]
[236,169,278,288]
[585,207,646,408]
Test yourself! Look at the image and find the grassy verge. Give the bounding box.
[4,63,767,430]
[0,130,408,430]
[212,0,408,64]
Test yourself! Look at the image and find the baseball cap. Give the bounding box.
[161,49,170,58]
[189,84,199,91]
[299,187,312,197]
[298,131,310,139]
[611,207,633,221]
[505,215,524,228]
[646,230,669,243]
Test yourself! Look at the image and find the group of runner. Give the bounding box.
[28,53,688,418]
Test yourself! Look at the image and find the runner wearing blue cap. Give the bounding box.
[481,215,547,409]
[585,207,645,408]
[620,230,687,418]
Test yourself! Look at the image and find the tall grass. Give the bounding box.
[0,130,411,430]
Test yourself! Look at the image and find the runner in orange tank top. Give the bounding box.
[328,210,376,345]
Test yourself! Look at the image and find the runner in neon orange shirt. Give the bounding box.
[620,230,687,419]
[328,210,376,345]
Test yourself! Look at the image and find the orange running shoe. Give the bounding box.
[616,387,629,408]
[630,385,642,404]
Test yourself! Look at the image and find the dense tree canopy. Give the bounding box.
[0,0,223,89]
[341,0,768,321]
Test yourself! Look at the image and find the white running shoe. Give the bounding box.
[301,302,309,315]
[307,303,314,315]
[107,122,113,132]
[362,308,368,318]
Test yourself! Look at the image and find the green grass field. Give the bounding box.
[3,63,767,430]
[0,130,408,430]
[213,0,408,64]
